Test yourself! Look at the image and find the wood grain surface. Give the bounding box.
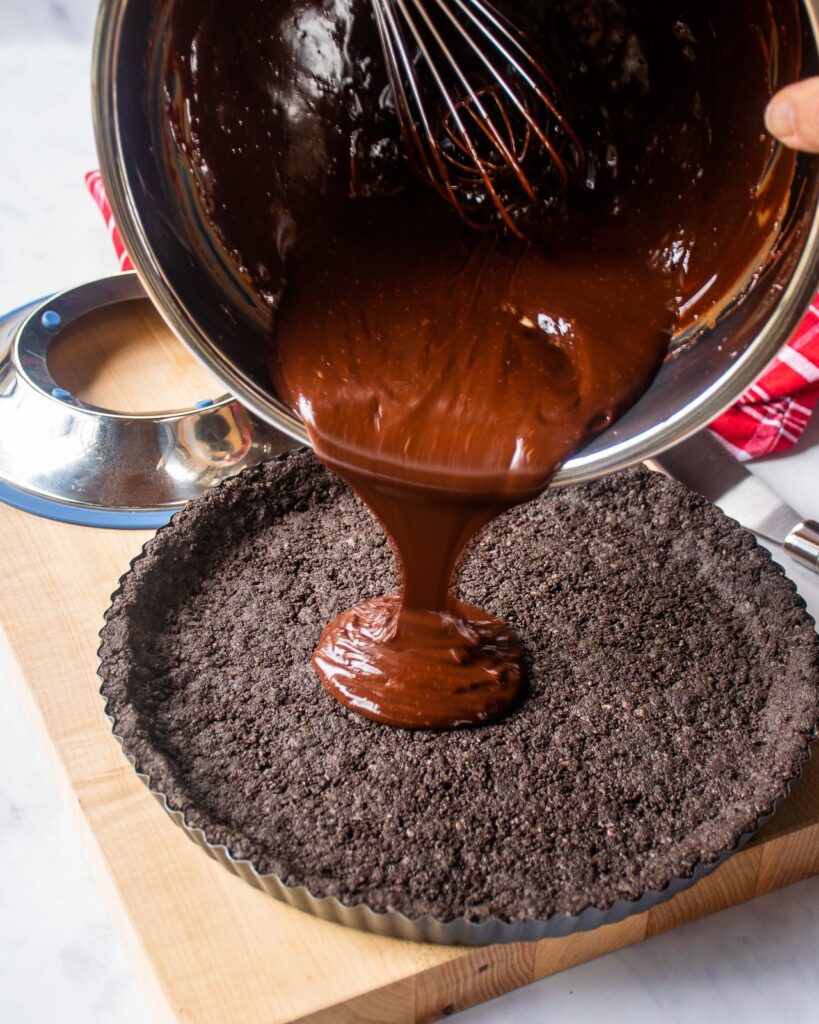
[1,300,818,1023]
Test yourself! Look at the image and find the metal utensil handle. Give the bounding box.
[785,521,819,573]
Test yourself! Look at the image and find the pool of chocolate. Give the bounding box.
[164,0,798,728]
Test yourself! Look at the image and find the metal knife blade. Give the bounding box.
[647,430,819,574]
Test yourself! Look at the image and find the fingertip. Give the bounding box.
[765,97,796,143]
[766,79,819,153]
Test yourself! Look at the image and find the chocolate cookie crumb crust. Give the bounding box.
[99,452,818,928]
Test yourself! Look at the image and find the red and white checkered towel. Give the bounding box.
[85,171,134,273]
[86,170,819,460]
[708,308,819,459]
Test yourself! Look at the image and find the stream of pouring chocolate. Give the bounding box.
[165,0,798,728]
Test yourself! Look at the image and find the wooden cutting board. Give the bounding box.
[1,297,818,1023]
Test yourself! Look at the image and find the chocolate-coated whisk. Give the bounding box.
[371,0,583,238]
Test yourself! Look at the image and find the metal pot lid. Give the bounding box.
[0,273,298,529]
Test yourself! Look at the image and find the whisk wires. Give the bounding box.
[372,0,583,237]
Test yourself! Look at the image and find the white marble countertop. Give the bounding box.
[1,3,818,1022]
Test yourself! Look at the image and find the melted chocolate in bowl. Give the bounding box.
[165,0,799,728]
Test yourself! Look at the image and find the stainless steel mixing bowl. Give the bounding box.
[92,1,819,486]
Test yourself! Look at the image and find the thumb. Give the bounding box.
[765,78,819,153]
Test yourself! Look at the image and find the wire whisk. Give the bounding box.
[371,0,584,238]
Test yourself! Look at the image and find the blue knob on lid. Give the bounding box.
[51,387,72,400]
[195,399,215,409]
[41,310,61,330]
